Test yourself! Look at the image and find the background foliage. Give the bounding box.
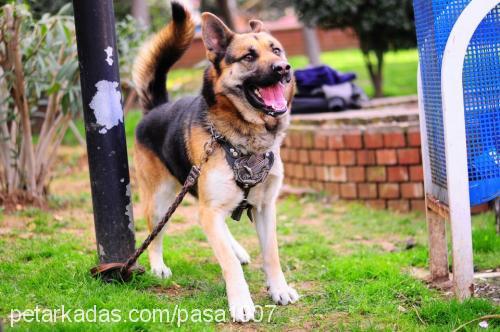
[292,0,416,97]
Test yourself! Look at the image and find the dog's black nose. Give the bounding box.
[272,62,291,76]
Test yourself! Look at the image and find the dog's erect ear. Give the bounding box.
[201,12,234,61]
[249,19,264,32]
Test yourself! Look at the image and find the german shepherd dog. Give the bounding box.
[133,2,298,322]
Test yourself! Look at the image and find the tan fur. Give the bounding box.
[134,142,176,231]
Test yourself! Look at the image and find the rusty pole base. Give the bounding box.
[90,263,145,283]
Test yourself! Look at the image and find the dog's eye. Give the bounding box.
[272,48,281,55]
[244,54,255,62]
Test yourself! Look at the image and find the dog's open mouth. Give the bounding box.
[244,82,288,116]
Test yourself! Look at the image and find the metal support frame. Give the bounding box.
[419,0,499,300]
[73,0,136,265]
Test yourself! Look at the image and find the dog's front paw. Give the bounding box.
[151,263,172,279]
[268,283,299,305]
[229,296,255,323]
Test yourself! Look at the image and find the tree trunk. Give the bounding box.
[302,26,321,66]
[216,0,236,30]
[363,50,384,98]
[132,0,150,28]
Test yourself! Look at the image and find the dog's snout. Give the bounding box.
[272,62,291,75]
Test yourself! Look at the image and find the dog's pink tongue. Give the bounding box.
[260,84,287,110]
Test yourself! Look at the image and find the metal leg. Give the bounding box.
[495,197,500,234]
[449,208,474,299]
[440,0,499,300]
[426,207,449,282]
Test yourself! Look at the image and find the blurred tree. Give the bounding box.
[302,26,321,66]
[132,0,150,27]
[201,0,236,30]
[292,0,416,97]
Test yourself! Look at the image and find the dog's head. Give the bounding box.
[201,13,294,123]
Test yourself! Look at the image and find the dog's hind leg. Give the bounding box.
[224,223,251,264]
[147,179,177,278]
[134,143,177,279]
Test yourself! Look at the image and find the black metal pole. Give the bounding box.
[73,0,135,265]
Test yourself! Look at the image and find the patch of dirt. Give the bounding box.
[409,267,500,304]
[149,283,197,298]
[0,191,46,213]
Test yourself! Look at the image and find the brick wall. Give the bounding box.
[280,102,427,212]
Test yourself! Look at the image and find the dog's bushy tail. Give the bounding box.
[132,2,195,112]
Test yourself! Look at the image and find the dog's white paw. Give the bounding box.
[151,263,172,279]
[229,297,255,323]
[268,283,299,305]
[233,245,251,265]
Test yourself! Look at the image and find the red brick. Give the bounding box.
[363,131,384,149]
[379,183,400,198]
[366,199,386,209]
[356,150,376,165]
[407,129,421,147]
[397,148,421,165]
[328,134,344,149]
[409,165,424,181]
[324,183,340,197]
[315,166,328,181]
[472,203,490,214]
[376,149,398,165]
[347,167,365,182]
[340,183,357,198]
[387,166,409,182]
[301,131,314,148]
[281,148,290,162]
[383,131,406,148]
[304,165,315,180]
[283,135,292,148]
[388,200,410,213]
[411,199,426,212]
[314,133,329,149]
[401,183,424,198]
[284,163,293,176]
[358,183,377,198]
[299,149,309,164]
[309,150,323,165]
[290,132,301,148]
[338,150,356,165]
[343,131,363,149]
[289,149,299,163]
[366,167,387,182]
[327,167,347,182]
[323,150,338,165]
[293,164,305,178]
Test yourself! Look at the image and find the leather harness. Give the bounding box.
[207,124,275,221]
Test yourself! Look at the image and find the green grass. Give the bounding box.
[1,193,498,331]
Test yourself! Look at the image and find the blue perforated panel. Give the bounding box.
[414,0,500,205]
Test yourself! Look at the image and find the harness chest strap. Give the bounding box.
[209,126,275,221]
